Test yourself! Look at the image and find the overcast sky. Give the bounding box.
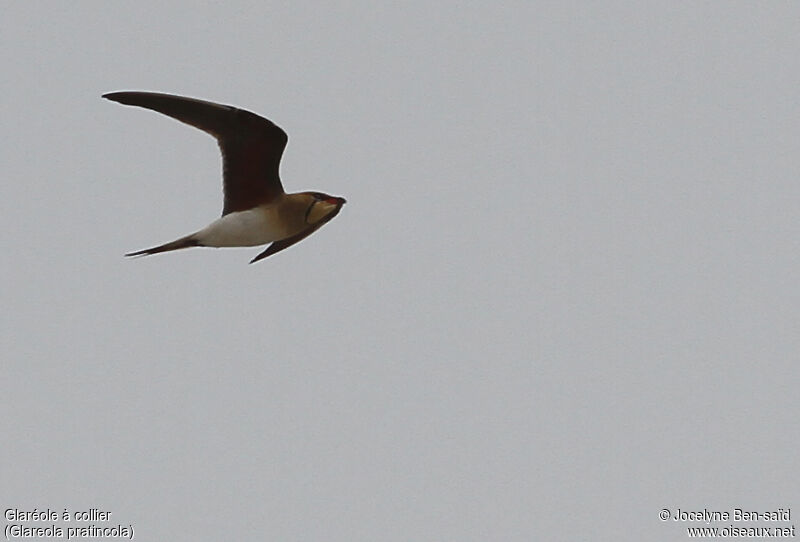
[2,3,799,541]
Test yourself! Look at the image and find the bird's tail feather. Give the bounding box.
[125,235,200,258]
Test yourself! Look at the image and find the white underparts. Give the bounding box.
[194,208,289,247]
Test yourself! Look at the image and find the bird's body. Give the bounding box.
[199,206,289,248]
[103,91,346,263]
[192,193,342,247]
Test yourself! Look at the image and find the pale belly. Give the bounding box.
[195,208,299,247]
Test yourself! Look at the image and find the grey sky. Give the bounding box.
[2,2,799,541]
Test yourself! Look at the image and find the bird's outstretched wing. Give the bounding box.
[103,91,288,215]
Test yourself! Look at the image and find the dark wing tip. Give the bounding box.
[102,91,137,104]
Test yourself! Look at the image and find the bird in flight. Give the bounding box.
[103,91,346,264]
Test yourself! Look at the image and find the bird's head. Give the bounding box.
[303,192,347,225]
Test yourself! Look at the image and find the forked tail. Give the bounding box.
[125,235,200,258]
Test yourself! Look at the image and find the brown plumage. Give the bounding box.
[104,91,346,263]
